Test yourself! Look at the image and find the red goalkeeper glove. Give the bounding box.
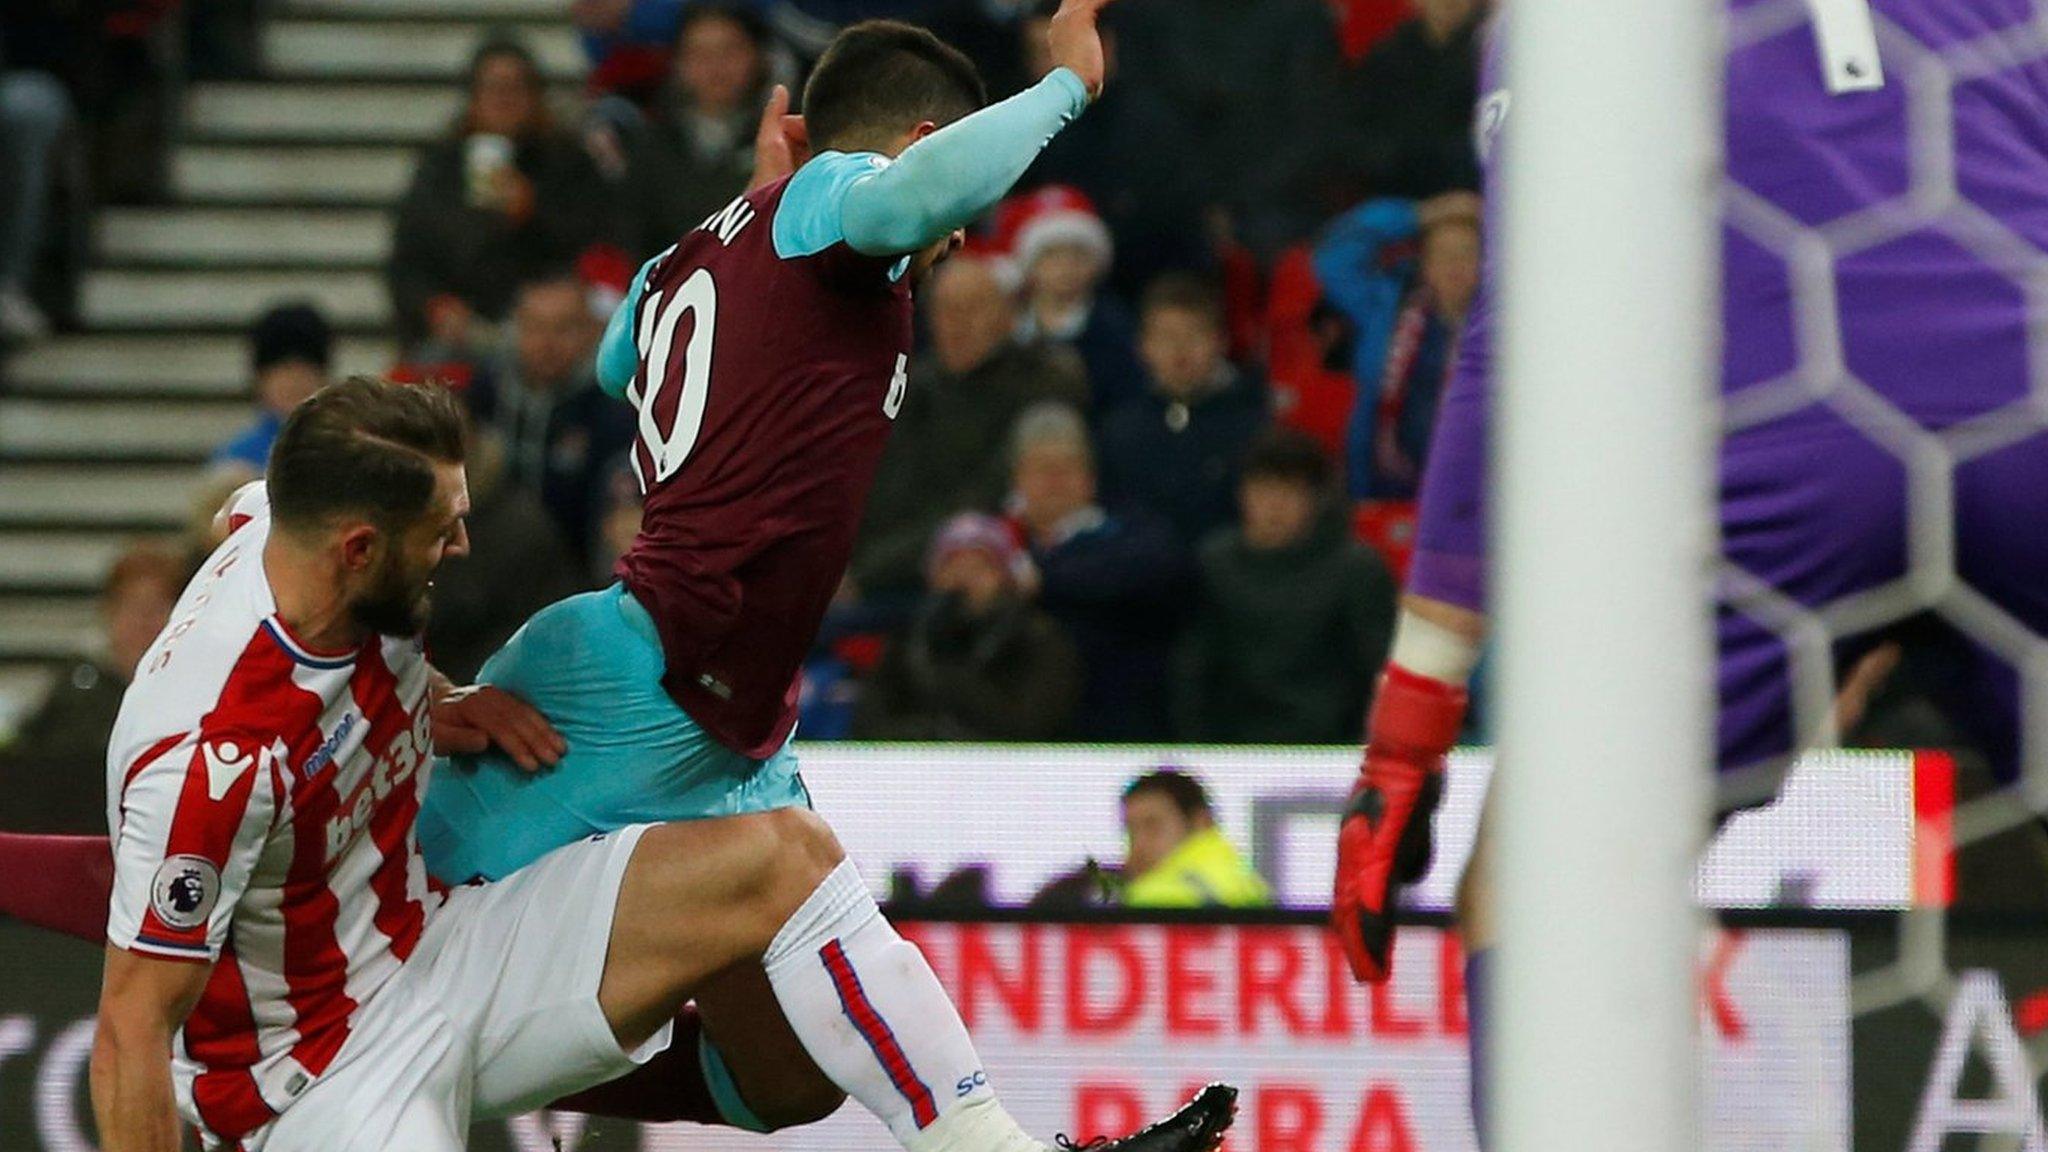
[1332,663,1467,983]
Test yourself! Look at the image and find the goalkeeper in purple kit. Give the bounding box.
[1330,0,2048,1131]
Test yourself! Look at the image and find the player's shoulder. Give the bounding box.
[113,528,286,755]
[771,150,890,261]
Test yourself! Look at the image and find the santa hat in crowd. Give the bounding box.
[988,185,1113,287]
[925,512,1036,588]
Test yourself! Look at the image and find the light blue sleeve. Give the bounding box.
[597,248,668,400]
[1312,199,1421,498]
[772,67,1091,261]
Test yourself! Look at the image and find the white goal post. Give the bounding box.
[1492,3,1723,1151]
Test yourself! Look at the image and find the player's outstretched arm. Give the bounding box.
[833,0,1117,257]
[92,946,209,1152]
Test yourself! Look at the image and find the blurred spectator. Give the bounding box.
[0,67,69,341]
[1012,1,1204,294]
[851,256,1085,599]
[1118,769,1271,908]
[1174,430,1395,743]
[388,37,611,353]
[1004,187,1146,416]
[467,275,637,562]
[1339,0,1484,199]
[576,0,692,101]
[0,544,188,832]
[855,513,1080,740]
[1113,0,1346,256]
[1097,274,1268,546]
[1010,403,1189,742]
[426,422,585,682]
[618,5,772,257]
[1314,193,1480,498]
[209,303,334,481]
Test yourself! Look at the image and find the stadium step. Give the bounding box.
[98,208,391,269]
[0,398,250,464]
[0,531,146,594]
[0,465,207,530]
[172,143,416,206]
[80,270,390,330]
[0,597,99,662]
[277,0,568,20]
[9,334,397,398]
[263,20,582,81]
[184,82,581,145]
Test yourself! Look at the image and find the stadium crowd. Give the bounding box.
[2,0,1494,791]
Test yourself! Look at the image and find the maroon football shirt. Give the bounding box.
[614,174,914,758]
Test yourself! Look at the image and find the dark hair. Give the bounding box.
[1139,272,1226,330]
[1122,769,1214,821]
[679,2,769,50]
[1242,428,1332,492]
[801,21,986,152]
[250,302,332,375]
[267,377,467,536]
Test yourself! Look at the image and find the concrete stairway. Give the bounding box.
[0,0,579,725]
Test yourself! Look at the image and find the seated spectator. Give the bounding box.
[1118,769,1271,908]
[854,513,1080,740]
[0,544,188,832]
[388,37,611,354]
[1175,429,1395,743]
[1314,192,1481,499]
[1338,0,1484,199]
[1009,403,1189,742]
[851,255,1085,599]
[1097,274,1269,546]
[618,5,772,257]
[0,67,70,342]
[1011,0,1205,295]
[209,302,333,481]
[426,418,586,682]
[466,274,637,562]
[576,0,693,102]
[1003,186,1146,415]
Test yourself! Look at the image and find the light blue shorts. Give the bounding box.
[417,583,807,884]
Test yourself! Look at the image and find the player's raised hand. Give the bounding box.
[432,684,567,772]
[749,84,812,191]
[1047,0,1118,100]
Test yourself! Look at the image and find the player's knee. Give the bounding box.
[759,807,845,894]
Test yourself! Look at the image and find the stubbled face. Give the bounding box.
[678,14,761,114]
[1122,792,1194,877]
[1421,221,1482,319]
[927,257,1014,375]
[257,362,325,419]
[105,574,181,680]
[349,462,471,637]
[516,282,599,389]
[1029,243,1101,302]
[1241,476,1318,551]
[1139,306,1227,398]
[471,54,541,136]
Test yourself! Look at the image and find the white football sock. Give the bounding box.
[762,860,1044,1152]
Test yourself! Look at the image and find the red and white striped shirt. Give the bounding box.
[106,485,443,1147]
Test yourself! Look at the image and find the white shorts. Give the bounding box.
[245,824,673,1152]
